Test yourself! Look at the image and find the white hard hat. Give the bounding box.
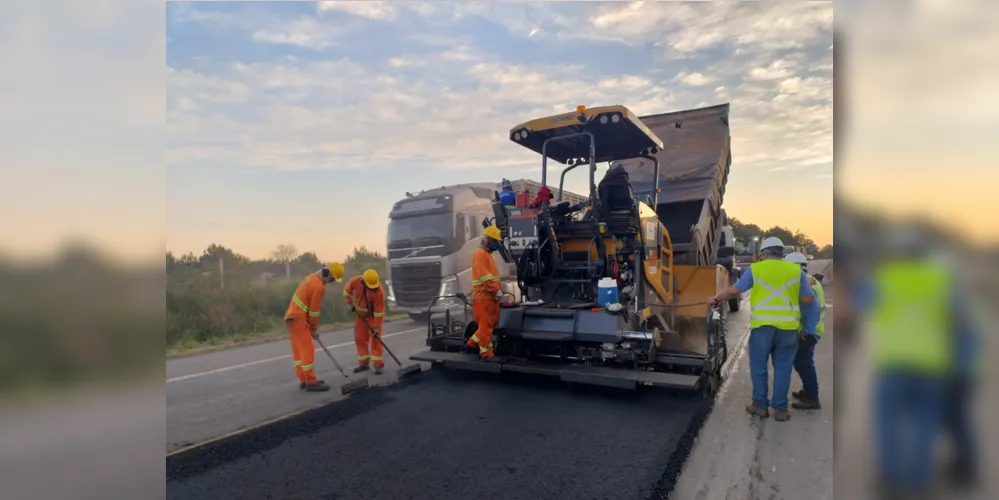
[784,252,808,266]
[760,236,785,252]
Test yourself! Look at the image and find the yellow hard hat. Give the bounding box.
[325,262,345,282]
[362,269,380,289]
[483,225,502,241]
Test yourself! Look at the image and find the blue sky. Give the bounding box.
[167,1,834,261]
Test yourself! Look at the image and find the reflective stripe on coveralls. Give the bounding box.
[344,275,387,367]
[468,247,501,357]
[749,260,804,330]
[870,260,951,374]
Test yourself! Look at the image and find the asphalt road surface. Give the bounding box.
[167,319,431,451]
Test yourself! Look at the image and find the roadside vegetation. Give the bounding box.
[727,218,833,258]
[166,244,399,357]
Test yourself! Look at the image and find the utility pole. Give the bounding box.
[219,257,224,289]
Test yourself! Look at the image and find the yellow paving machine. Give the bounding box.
[411,105,733,394]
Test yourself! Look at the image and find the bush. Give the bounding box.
[165,245,391,349]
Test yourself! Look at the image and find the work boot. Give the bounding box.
[792,396,822,410]
[299,382,306,390]
[792,390,806,400]
[353,365,370,374]
[374,366,383,375]
[774,409,792,421]
[305,381,330,392]
[745,403,769,418]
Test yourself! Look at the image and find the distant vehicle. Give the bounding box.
[807,254,815,260]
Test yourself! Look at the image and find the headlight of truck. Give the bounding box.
[439,276,458,307]
[385,280,396,303]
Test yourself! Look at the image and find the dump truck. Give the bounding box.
[385,180,585,322]
[411,103,734,395]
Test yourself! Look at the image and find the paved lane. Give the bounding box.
[166,319,430,452]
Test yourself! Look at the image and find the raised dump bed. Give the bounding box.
[613,103,732,266]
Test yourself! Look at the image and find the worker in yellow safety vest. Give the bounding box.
[783,252,825,410]
[709,236,815,422]
[857,225,973,496]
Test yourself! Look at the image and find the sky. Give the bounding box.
[165,0,834,261]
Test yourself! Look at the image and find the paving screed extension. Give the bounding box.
[167,369,708,500]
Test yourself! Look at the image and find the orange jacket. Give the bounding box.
[471,247,500,300]
[343,275,387,329]
[284,273,326,329]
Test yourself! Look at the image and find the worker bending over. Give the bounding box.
[284,262,345,392]
[466,225,504,361]
[709,237,814,421]
[344,269,387,374]
[785,252,824,410]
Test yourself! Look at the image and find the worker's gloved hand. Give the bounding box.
[707,296,719,307]
[372,328,380,338]
[495,290,504,301]
[348,305,356,314]
[310,328,320,340]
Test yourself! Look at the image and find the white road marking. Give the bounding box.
[166,327,424,384]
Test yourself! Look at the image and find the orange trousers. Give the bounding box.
[354,316,385,368]
[466,299,499,358]
[286,319,318,384]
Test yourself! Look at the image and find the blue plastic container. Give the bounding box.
[597,278,619,308]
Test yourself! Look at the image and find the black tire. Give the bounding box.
[408,312,430,323]
[728,297,740,312]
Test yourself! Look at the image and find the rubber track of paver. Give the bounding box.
[167,370,712,500]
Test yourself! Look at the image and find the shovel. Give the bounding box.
[315,336,370,395]
[357,315,423,379]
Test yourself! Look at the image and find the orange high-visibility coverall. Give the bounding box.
[284,273,326,385]
[343,275,387,368]
[467,247,500,358]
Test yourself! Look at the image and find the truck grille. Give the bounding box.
[390,263,442,309]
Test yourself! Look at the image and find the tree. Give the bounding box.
[818,244,834,259]
[271,244,299,278]
[727,217,763,242]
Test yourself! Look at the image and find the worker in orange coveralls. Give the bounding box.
[344,269,388,374]
[284,262,345,392]
[465,225,504,361]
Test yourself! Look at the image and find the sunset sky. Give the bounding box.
[165,1,834,261]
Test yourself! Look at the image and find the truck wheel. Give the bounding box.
[728,297,740,312]
[408,312,430,323]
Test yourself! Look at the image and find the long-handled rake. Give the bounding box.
[357,315,423,379]
[315,337,370,395]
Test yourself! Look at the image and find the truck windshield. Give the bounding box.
[388,213,453,247]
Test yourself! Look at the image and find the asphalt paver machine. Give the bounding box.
[411,105,731,394]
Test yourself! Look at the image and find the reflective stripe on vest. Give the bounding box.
[869,260,951,373]
[749,260,803,330]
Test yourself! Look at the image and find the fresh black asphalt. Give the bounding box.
[167,369,710,500]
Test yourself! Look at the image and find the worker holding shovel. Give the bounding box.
[284,262,345,392]
[344,269,387,374]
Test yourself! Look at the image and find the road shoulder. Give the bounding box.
[672,305,834,500]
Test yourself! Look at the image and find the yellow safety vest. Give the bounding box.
[869,260,951,374]
[749,259,803,330]
[811,276,826,336]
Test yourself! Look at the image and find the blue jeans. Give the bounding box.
[793,335,819,401]
[873,370,946,489]
[748,326,799,410]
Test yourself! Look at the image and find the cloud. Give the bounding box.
[673,71,715,86]
[317,1,398,21]
[167,1,833,180]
